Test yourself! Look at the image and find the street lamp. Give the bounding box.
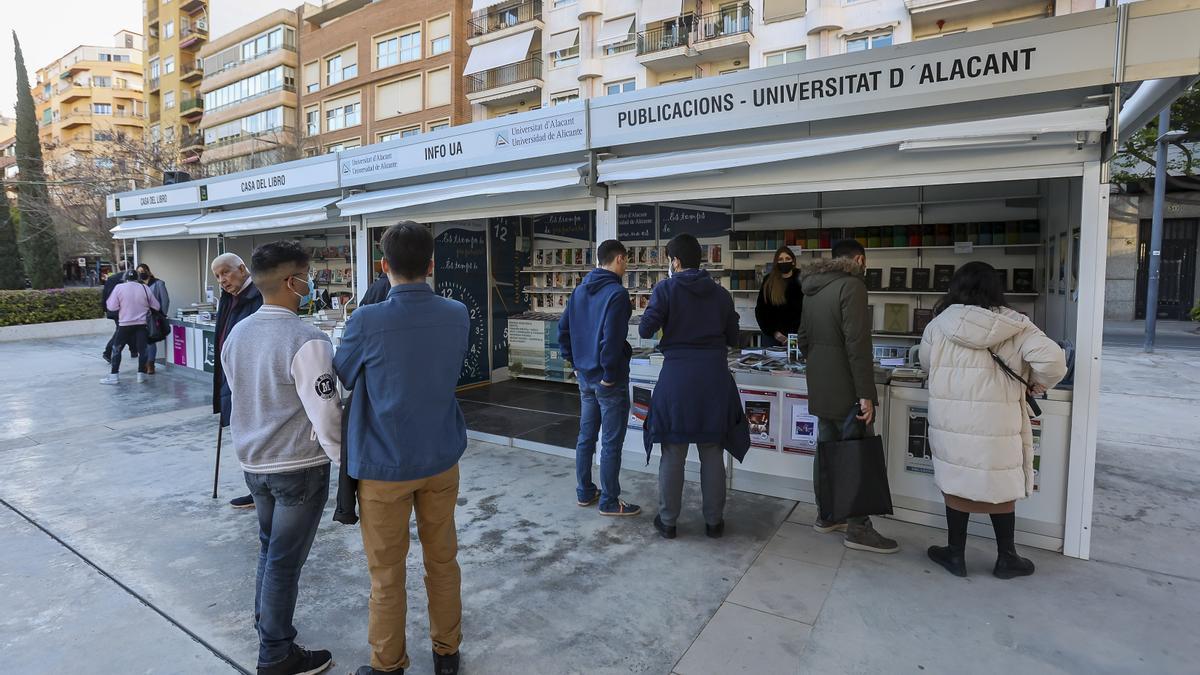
[1143,110,1188,353]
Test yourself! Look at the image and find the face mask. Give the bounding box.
[138,272,149,281]
[776,261,794,274]
[290,275,315,307]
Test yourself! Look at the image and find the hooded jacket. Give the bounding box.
[637,268,749,461]
[919,305,1067,503]
[796,257,876,420]
[558,268,633,384]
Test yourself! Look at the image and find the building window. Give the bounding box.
[429,15,451,56]
[92,102,113,115]
[92,76,112,88]
[326,49,358,86]
[164,21,174,39]
[426,67,451,108]
[550,33,580,68]
[602,19,636,56]
[550,90,579,106]
[426,119,449,132]
[94,130,115,141]
[164,56,175,74]
[604,79,635,96]
[202,106,286,146]
[304,61,320,94]
[846,30,892,53]
[94,158,115,169]
[149,59,160,79]
[203,66,296,113]
[553,0,578,6]
[764,47,805,67]
[163,91,175,110]
[326,100,361,131]
[378,131,400,143]
[305,107,319,136]
[376,75,422,120]
[326,141,360,153]
[377,27,421,69]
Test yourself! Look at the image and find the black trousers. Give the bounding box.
[111,325,149,375]
[104,319,138,359]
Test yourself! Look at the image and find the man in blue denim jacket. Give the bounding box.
[334,222,469,675]
[558,239,640,517]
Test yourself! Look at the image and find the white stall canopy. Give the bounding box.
[110,213,200,240]
[596,16,636,47]
[640,0,684,25]
[463,29,537,75]
[188,197,341,235]
[336,164,587,217]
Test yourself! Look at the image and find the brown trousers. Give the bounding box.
[358,464,462,671]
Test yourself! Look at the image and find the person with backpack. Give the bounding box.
[101,261,135,364]
[136,263,170,375]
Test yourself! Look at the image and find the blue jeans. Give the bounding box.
[575,376,630,510]
[244,463,330,667]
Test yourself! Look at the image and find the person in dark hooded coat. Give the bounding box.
[638,233,749,540]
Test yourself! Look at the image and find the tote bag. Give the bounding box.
[815,406,894,522]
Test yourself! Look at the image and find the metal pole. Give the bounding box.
[212,422,223,499]
[1143,110,1170,352]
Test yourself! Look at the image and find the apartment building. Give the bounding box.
[465,0,1096,120]
[196,10,301,176]
[32,32,146,168]
[144,0,210,156]
[297,0,473,154]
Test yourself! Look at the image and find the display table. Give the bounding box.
[167,318,217,373]
[624,359,1073,551]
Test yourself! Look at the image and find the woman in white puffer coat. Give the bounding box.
[919,262,1066,579]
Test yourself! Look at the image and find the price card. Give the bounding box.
[954,241,974,254]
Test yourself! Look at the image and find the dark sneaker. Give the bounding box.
[653,514,677,539]
[577,484,599,507]
[433,650,460,675]
[353,667,401,675]
[706,520,725,539]
[257,644,332,675]
[600,500,641,517]
[994,551,1036,579]
[844,519,899,554]
[230,494,255,509]
[927,545,967,577]
[813,517,848,534]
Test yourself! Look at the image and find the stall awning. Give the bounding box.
[598,107,1109,183]
[596,16,636,47]
[463,29,536,75]
[336,164,587,218]
[187,197,340,235]
[110,213,199,240]
[546,28,579,54]
[640,0,683,25]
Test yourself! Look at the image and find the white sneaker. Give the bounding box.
[100,374,119,385]
[136,372,147,384]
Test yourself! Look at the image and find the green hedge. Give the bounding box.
[0,288,105,327]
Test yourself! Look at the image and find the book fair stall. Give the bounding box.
[104,0,1200,559]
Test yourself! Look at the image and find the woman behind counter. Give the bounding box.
[754,246,803,348]
[919,261,1066,579]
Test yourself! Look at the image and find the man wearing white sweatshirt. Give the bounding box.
[222,240,341,675]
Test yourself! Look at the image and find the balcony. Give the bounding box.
[150,110,161,124]
[200,126,296,163]
[304,0,372,26]
[906,0,1039,32]
[637,4,753,72]
[149,76,161,92]
[181,0,207,14]
[180,24,209,50]
[182,133,205,163]
[180,60,204,82]
[112,110,146,126]
[465,56,543,106]
[180,97,205,120]
[148,38,159,54]
[469,1,543,43]
[61,111,92,128]
[59,84,91,102]
[148,5,159,25]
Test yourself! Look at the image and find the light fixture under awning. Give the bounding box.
[336,164,587,217]
[546,28,579,54]
[463,29,537,76]
[187,197,341,235]
[110,213,199,240]
[640,0,684,25]
[596,16,636,47]
[598,107,1109,183]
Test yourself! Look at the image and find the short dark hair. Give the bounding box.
[934,261,1008,316]
[382,222,433,280]
[666,233,702,269]
[251,240,310,278]
[597,239,627,266]
[831,239,866,260]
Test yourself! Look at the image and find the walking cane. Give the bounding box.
[212,421,223,499]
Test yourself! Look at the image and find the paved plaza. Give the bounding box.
[0,333,1197,674]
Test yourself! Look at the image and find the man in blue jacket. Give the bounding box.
[333,223,468,675]
[558,239,640,517]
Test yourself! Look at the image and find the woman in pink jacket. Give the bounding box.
[102,274,160,385]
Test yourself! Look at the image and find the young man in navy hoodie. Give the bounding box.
[558,239,641,517]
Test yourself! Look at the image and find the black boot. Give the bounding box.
[930,505,969,577]
[433,651,460,675]
[990,512,1035,579]
[927,545,967,577]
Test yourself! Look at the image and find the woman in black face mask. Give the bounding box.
[136,264,170,375]
[754,245,804,348]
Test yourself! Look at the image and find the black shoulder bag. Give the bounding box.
[988,350,1043,417]
[142,284,170,343]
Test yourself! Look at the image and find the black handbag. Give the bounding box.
[815,406,894,523]
[988,349,1043,417]
[142,285,169,343]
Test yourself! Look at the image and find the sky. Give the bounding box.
[0,0,298,118]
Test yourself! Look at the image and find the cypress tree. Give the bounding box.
[0,184,23,288]
[12,31,61,289]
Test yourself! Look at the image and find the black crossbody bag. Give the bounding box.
[988,350,1042,417]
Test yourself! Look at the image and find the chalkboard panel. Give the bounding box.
[489,216,527,370]
[532,211,592,242]
[659,206,731,239]
[434,221,490,386]
[617,204,656,241]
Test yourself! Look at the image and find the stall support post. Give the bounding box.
[354,215,370,301]
[1064,160,1109,560]
[595,197,618,250]
[1143,110,1171,352]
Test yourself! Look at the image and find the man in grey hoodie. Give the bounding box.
[222,240,341,675]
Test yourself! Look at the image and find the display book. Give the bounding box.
[302,234,356,303]
[728,221,1041,251]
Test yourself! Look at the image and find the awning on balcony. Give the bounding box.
[640,0,684,25]
[336,164,586,217]
[109,213,199,240]
[546,28,579,54]
[471,0,509,12]
[187,197,340,235]
[463,29,537,76]
[596,16,636,47]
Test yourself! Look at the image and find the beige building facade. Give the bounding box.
[144,0,210,164]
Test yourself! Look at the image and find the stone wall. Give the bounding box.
[1106,194,1140,321]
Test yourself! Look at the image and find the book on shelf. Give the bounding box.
[1019,220,1040,244]
[867,227,882,248]
[908,224,922,247]
[935,223,953,247]
[865,268,883,291]
[911,268,931,291]
[883,303,908,334]
[891,225,907,248]
[1005,221,1020,245]
[1012,268,1035,293]
[913,308,934,335]
[922,223,936,247]
[933,264,955,292]
[888,267,908,290]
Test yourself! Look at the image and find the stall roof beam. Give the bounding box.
[187,197,341,235]
[110,213,200,240]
